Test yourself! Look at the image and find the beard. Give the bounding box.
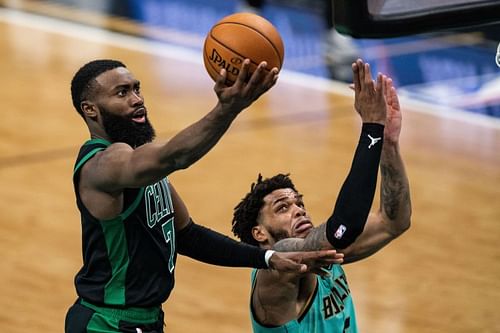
[267,227,290,243]
[101,107,156,148]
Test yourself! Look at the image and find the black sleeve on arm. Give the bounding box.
[326,123,384,249]
[176,219,268,268]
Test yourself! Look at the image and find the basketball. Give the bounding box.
[203,12,285,85]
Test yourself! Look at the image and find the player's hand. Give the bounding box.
[214,59,279,112]
[268,249,344,276]
[383,78,402,144]
[352,59,387,125]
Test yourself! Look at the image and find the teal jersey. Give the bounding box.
[250,264,358,333]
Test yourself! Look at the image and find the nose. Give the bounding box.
[293,205,306,217]
[130,91,143,106]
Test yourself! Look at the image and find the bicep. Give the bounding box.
[341,211,395,264]
[87,142,176,191]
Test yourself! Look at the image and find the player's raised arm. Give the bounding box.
[79,59,278,192]
[341,78,412,264]
[273,59,387,253]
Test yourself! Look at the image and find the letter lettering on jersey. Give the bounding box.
[322,296,334,319]
[321,272,351,319]
[145,186,157,228]
[145,179,175,228]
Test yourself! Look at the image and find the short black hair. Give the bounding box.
[232,173,298,245]
[70,59,126,117]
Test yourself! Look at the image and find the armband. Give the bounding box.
[326,123,384,249]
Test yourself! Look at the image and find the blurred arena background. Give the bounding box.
[0,0,499,332]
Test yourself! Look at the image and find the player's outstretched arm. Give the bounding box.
[176,218,342,272]
[341,79,412,263]
[172,182,342,273]
[273,59,388,253]
[86,60,278,191]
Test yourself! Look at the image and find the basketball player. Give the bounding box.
[64,59,344,333]
[232,59,412,332]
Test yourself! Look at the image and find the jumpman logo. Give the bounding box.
[367,134,381,149]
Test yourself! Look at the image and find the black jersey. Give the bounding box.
[73,139,177,307]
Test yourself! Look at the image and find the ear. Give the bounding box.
[81,101,98,119]
[251,225,269,244]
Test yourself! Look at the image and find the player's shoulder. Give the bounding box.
[80,142,131,175]
[96,142,132,159]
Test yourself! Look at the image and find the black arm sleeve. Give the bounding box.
[176,219,268,268]
[326,123,384,249]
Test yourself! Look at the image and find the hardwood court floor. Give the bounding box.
[0,8,499,333]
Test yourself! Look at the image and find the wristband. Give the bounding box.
[264,250,275,268]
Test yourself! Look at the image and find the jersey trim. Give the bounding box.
[98,184,145,305]
[297,279,318,323]
[73,139,111,175]
[100,217,129,305]
[73,147,106,176]
[102,188,145,224]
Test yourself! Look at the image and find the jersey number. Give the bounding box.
[161,217,175,272]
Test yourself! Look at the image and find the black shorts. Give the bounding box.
[65,299,165,333]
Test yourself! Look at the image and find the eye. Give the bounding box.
[134,85,141,94]
[277,204,288,212]
[117,89,127,97]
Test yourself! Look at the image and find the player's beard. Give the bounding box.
[267,227,290,243]
[101,108,156,148]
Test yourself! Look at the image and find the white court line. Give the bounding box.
[1,7,499,129]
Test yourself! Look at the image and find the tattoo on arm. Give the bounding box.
[380,155,411,225]
[273,224,331,252]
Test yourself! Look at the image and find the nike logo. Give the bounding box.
[368,134,382,149]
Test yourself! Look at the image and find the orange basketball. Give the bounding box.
[203,12,285,85]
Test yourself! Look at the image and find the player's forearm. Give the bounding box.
[273,224,330,252]
[380,142,411,235]
[177,219,269,268]
[159,102,239,172]
[325,123,384,249]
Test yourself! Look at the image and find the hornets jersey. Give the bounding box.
[250,264,358,332]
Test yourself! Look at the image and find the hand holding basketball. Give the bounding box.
[214,57,279,112]
[203,12,285,85]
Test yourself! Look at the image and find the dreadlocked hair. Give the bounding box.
[232,173,298,246]
[70,59,126,117]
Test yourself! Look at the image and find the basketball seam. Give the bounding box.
[205,32,272,79]
[209,30,262,68]
[209,22,283,68]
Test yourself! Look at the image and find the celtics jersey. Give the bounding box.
[73,139,177,307]
[250,264,358,333]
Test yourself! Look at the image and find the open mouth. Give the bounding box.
[294,220,313,234]
[132,108,146,123]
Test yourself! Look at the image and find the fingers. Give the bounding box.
[213,68,227,93]
[391,86,400,108]
[384,76,391,103]
[352,60,361,93]
[305,250,344,265]
[234,59,251,88]
[376,73,385,95]
[247,61,268,88]
[364,62,373,89]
